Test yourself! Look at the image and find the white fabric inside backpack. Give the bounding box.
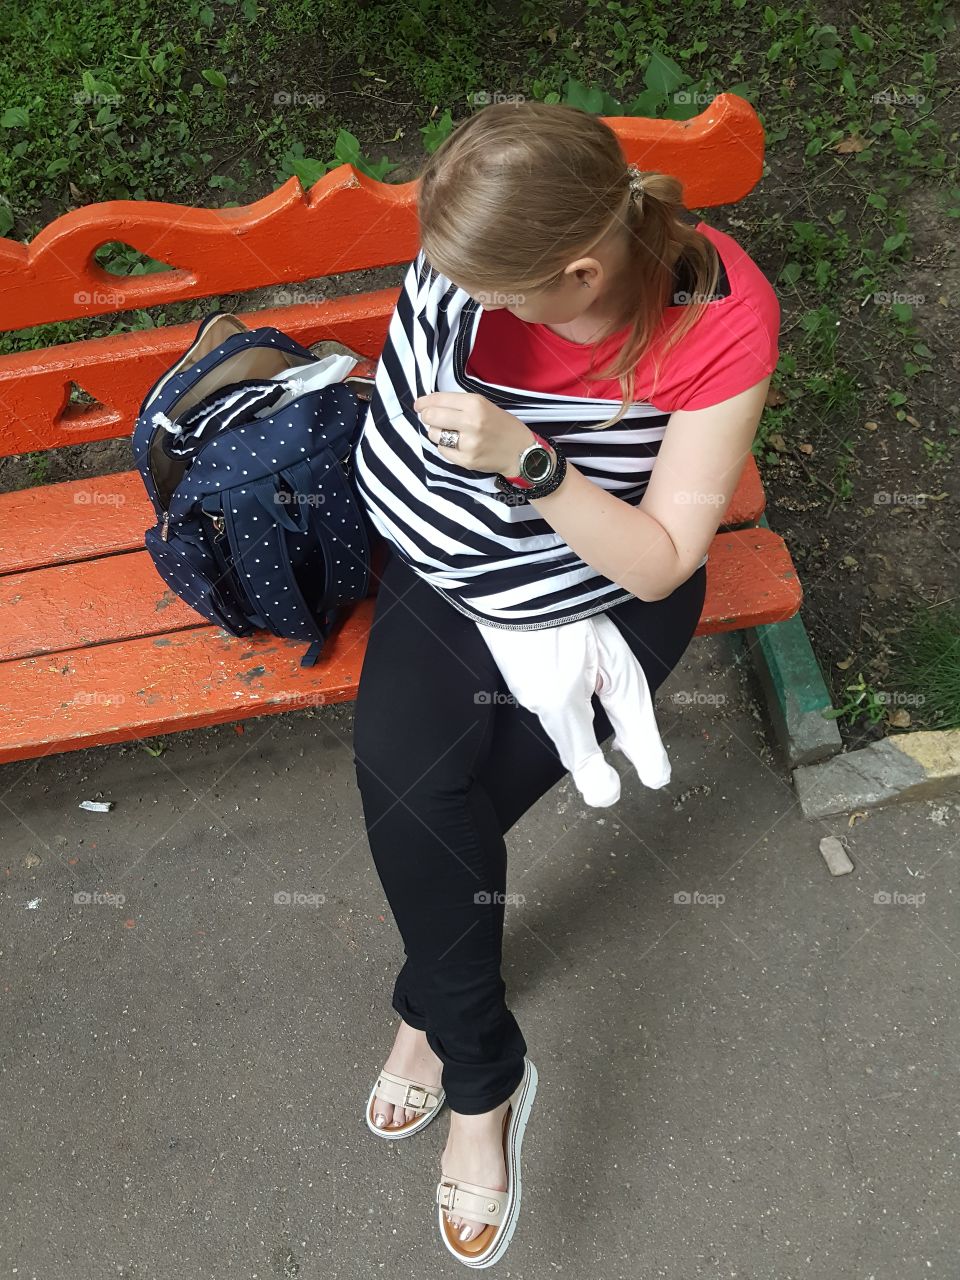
[257,353,359,418]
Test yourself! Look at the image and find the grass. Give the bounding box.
[888,605,960,731]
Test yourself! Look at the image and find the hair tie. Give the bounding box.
[626,164,645,204]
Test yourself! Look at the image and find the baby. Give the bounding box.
[476,612,671,808]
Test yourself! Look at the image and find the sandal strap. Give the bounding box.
[436,1176,506,1226]
[374,1069,443,1113]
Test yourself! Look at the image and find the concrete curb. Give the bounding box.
[793,728,960,818]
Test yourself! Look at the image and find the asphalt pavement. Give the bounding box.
[2,633,957,1279]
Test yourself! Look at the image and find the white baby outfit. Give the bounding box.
[476,613,671,808]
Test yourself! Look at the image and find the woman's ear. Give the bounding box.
[564,257,603,290]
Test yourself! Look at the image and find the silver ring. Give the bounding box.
[438,428,460,450]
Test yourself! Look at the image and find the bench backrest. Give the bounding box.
[0,96,763,462]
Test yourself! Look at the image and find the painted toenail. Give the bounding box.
[374,1113,386,1127]
[459,1225,474,1241]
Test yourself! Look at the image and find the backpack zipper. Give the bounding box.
[161,512,170,541]
[203,510,247,606]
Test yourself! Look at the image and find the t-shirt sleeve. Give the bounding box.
[665,285,781,413]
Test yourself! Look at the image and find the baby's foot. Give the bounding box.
[611,734,671,789]
[573,754,620,806]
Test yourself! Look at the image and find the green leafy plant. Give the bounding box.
[824,672,889,726]
[278,128,400,189]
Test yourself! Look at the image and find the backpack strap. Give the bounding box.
[222,463,343,667]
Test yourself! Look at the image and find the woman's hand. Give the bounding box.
[413,391,534,475]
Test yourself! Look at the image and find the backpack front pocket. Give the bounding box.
[145,518,256,636]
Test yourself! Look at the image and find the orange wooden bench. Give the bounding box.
[0,95,801,765]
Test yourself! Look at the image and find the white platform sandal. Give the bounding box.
[436,1057,538,1268]
[365,1067,446,1139]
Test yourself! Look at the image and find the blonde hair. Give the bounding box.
[416,100,721,429]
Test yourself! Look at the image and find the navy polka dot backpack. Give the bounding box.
[132,311,380,667]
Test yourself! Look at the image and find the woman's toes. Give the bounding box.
[443,1209,485,1239]
[372,1099,393,1128]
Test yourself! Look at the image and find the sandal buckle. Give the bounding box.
[402,1083,433,1110]
[437,1178,458,1212]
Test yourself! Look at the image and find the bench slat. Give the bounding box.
[0,295,393,457]
[0,550,198,660]
[0,601,376,765]
[0,528,800,763]
[0,458,766,578]
[0,471,151,575]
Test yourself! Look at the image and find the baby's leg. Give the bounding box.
[592,613,671,789]
[476,620,620,806]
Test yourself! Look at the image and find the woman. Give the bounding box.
[351,100,779,1267]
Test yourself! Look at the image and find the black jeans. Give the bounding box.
[352,546,707,1114]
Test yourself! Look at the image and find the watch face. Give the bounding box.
[521,445,553,483]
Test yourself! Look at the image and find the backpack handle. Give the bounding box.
[251,475,312,535]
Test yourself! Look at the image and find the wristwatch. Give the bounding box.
[494,431,565,498]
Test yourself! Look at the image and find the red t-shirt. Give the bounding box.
[464,222,779,412]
